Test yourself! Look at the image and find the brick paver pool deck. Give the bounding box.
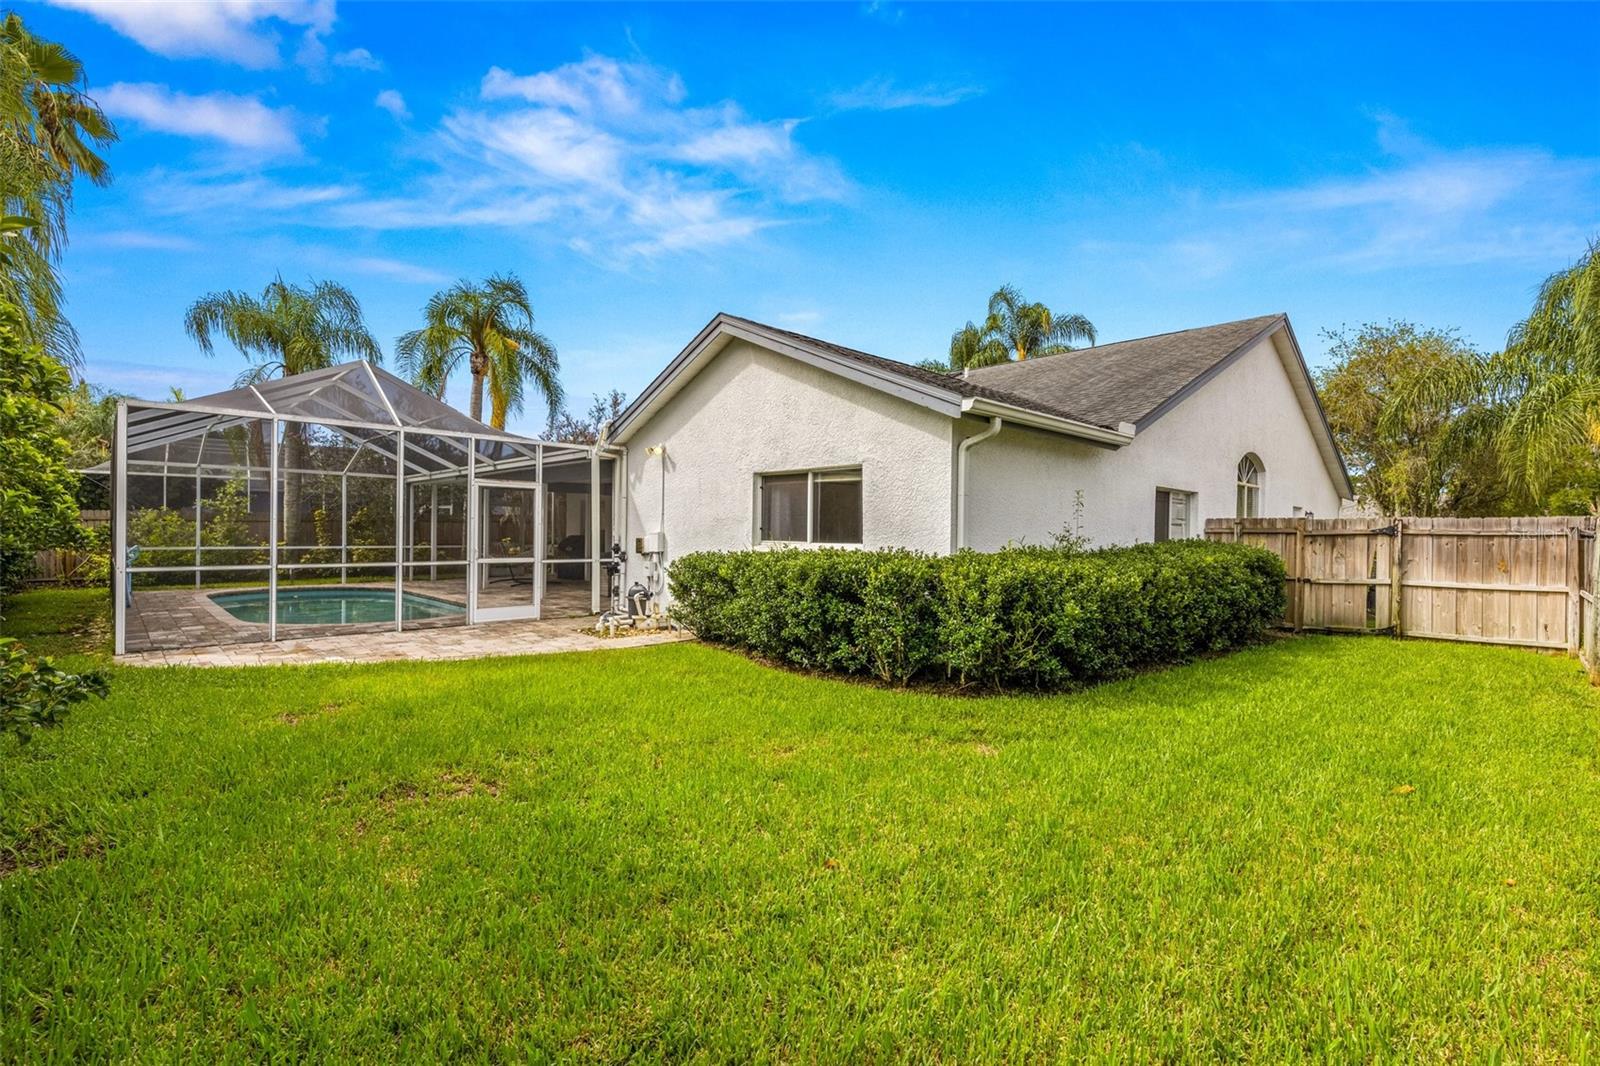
[117,616,690,667]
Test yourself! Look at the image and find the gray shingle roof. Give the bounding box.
[720,315,1131,430]
[961,313,1287,428]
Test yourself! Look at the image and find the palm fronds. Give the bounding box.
[397,273,562,428]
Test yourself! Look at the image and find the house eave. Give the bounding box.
[960,397,1135,447]
[609,313,969,444]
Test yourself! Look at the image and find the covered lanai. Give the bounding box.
[107,361,618,655]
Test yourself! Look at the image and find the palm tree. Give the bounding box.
[1386,241,1599,506]
[185,277,382,546]
[396,274,562,429]
[947,320,1008,371]
[983,284,1096,360]
[0,12,116,368]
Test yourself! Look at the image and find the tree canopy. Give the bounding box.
[548,390,627,444]
[1379,241,1600,514]
[397,274,561,429]
[944,286,1096,371]
[1316,323,1510,516]
[185,276,382,384]
[0,299,81,589]
[0,12,115,367]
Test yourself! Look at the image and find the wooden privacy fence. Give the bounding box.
[1206,516,1600,679]
[24,511,109,586]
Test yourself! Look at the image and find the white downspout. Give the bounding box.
[955,416,1002,551]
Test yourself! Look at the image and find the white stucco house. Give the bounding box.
[606,312,1352,599]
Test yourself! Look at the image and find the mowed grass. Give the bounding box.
[2,590,1598,1061]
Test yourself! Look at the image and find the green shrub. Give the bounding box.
[669,541,1286,690]
[0,637,109,744]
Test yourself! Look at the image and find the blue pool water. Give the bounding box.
[210,587,465,625]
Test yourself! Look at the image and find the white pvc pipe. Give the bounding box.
[955,416,1002,551]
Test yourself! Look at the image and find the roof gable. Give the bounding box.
[607,314,1135,447]
[962,314,1284,429]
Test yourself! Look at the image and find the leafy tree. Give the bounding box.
[983,284,1095,360]
[397,274,562,429]
[55,378,122,468]
[0,12,116,367]
[547,390,627,444]
[0,299,81,588]
[1317,322,1510,516]
[185,277,382,545]
[1386,241,1599,511]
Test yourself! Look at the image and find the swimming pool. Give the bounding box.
[210,587,465,625]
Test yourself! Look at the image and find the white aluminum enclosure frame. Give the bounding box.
[109,361,621,655]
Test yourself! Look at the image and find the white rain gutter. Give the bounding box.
[955,416,1002,551]
[959,397,1135,447]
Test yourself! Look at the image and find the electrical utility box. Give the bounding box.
[636,531,667,556]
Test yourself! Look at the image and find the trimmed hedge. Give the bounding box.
[668,541,1286,689]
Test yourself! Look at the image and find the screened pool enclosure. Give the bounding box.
[108,362,617,655]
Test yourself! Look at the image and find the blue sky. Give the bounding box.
[22,0,1600,436]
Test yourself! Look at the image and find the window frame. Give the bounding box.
[1236,454,1263,519]
[1154,486,1196,542]
[756,465,864,547]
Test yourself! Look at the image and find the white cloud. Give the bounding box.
[99,83,305,154]
[1079,117,1600,283]
[334,47,382,71]
[139,172,358,215]
[346,52,847,260]
[861,1,906,25]
[82,229,201,252]
[134,51,849,265]
[1237,147,1598,269]
[342,256,448,284]
[44,0,335,69]
[828,77,983,112]
[480,58,686,115]
[374,89,410,121]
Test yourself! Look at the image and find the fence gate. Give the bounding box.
[1207,516,1600,674]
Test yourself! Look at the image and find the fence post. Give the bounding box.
[1589,522,1600,684]
[1390,518,1404,637]
[1293,518,1306,632]
[1567,523,1582,657]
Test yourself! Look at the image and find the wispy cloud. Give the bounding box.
[374,89,410,121]
[334,47,382,72]
[828,77,983,113]
[860,1,906,25]
[139,172,359,216]
[342,255,448,284]
[81,229,201,252]
[44,0,335,69]
[99,83,306,154]
[1236,147,1597,269]
[1078,117,1600,283]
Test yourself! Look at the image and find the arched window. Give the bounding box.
[1236,454,1263,518]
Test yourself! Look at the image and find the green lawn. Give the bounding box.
[2,589,1598,1061]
